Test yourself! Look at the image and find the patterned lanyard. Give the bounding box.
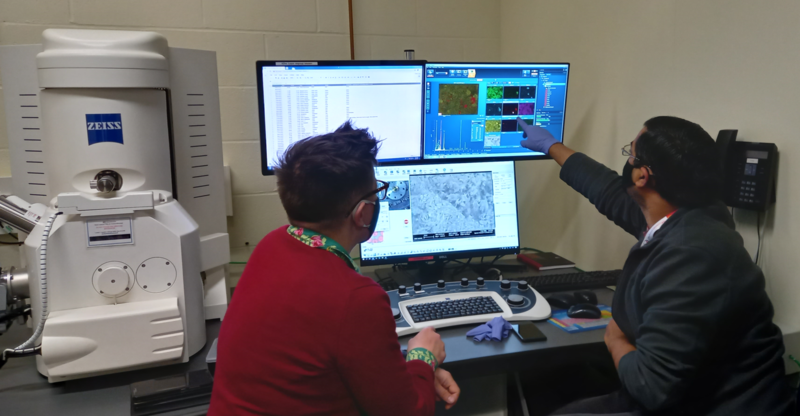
[287,226,360,273]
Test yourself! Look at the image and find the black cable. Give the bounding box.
[0,233,23,245]
[755,211,762,265]
[450,257,472,277]
[0,345,41,370]
[0,306,31,324]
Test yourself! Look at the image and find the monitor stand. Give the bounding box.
[372,257,531,289]
[375,260,481,287]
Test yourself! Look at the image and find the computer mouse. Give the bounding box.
[573,290,597,305]
[546,293,576,309]
[567,303,602,319]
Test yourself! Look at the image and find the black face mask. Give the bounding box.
[621,161,636,191]
[366,199,380,237]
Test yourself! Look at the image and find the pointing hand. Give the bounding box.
[516,117,559,155]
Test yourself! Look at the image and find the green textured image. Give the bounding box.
[438,84,479,115]
[485,119,501,132]
[486,86,503,100]
[518,118,534,131]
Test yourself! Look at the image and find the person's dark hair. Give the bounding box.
[276,121,380,223]
[635,116,722,207]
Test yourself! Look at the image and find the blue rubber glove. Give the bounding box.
[516,117,559,155]
[466,316,513,342]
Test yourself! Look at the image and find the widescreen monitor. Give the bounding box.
[423,63,570,161]
[360,161,520,266]
[257,60,426,174]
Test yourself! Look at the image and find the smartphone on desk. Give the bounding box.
[512,322,547,342]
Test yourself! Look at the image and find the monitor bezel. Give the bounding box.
[359,160,521,267]
[419,61,571,165]
[257,60,428,176]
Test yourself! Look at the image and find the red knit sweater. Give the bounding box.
[209,226,436,415]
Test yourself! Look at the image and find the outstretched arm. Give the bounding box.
[548,143,576,166]
[517,118,646,237]
[517,117,574,165]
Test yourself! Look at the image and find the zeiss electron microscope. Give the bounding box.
[0,29,230,382]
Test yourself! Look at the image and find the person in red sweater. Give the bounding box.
[209,122,460,416]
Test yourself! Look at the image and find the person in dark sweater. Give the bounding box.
[516,116,795,416]
[209,122,460,415]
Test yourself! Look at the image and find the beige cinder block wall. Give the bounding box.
[501,0,800,370]
[0,0,501,266]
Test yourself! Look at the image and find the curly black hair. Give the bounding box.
[276,121,380,223]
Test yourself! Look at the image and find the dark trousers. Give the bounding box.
[550,390,643,415]
[517,349,640,416]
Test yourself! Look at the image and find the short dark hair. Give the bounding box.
[635,116,722,207]
[276,121,380,223]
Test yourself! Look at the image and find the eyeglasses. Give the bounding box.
[621,143,634,158]
[621,143,656,175]
[346,180,389,217]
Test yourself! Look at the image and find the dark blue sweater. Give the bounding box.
[560,152,794,415]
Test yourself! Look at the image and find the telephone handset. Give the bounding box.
[716,129,777,212]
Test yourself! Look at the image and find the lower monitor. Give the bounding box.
[359,161,520,266]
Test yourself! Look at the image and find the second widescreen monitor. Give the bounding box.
[423,62,570,161]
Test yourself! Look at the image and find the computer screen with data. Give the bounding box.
[423,63,569,161]
[258,61,426,174]
[360,161,520,266]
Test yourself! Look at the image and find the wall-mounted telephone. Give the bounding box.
[716,130,778,212]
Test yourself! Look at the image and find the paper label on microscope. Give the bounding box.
[24,210,41,223]
[86,217,134,247]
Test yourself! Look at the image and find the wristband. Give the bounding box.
[406,347,438,371]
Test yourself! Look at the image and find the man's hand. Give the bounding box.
[408,327,446,365]
[434,368,460,410]
[604,319,636,368]
[516,117,559,154]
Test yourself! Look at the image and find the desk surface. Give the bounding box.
[0,265,614,415]
[400,288,613,378]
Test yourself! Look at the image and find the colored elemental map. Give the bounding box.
[487,86,503,100]
[410,172,495,235]
[439,84,479,115]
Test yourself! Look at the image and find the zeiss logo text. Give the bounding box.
[87,121,122,130]
[86,113,124,145]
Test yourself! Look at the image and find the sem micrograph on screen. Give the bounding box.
[438,84,479,115]
[410,172,495,237]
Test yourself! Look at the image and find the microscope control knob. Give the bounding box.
[414,283,422,291]
[398,285,407,295]
[507,294,525,307]
[437,280,446,289]
[392,308,401,319]
[517,281,529,290]
[501,280,511,290]
[461,278,469,287]
[477,277,485,287]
